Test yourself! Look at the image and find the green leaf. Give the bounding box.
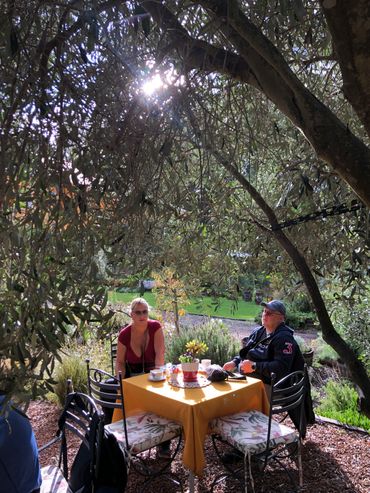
[12,283,24,293]
[79,45,88,63]
[15,344,25,365]
[44,380,55,392]
[292,0,307,21]
[133,5,150,37]
[58,279,68,293]
[57,310,72,325]
[142,15,151,38]
[87,18,99,51]
[9,24,19,57]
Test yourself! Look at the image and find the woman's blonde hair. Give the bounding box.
[129,297,150,314]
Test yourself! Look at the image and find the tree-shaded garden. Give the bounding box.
[0,0,369,418]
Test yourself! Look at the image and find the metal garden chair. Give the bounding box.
[210,370,306,492]
[85,361,183,491]
[38,392,104,493]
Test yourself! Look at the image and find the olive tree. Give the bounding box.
[1,1,369,413]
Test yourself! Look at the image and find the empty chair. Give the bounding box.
[38,392,104,493]
[210,370,306,492]
[86,361,183,491]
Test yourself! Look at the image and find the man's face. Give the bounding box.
[262,308,284,332]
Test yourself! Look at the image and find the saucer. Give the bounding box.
[148,375,166,382]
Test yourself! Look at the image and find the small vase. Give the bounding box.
[181,362,199,382]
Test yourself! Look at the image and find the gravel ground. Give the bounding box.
[31,398,369,493]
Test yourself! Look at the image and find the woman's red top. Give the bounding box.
[118,319,161,374]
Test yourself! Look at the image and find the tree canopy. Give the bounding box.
[0,1,369,410]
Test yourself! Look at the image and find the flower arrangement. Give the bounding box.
[179,339,208,363]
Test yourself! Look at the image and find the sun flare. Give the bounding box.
[142,74,163,96]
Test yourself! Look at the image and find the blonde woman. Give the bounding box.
[115,297,170,457]
[115,298,165,378]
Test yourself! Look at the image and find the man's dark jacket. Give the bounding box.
[233,323,315,437]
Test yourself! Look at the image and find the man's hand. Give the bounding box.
[239,360,255,374]
[223,361,237,371]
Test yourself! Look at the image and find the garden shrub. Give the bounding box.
[53,354,88,406]
[314,335,340,364]
[289,293,312,313]
[329,301,370,374]
[165,319,240,365]
[316,380,370,431]
[52,338,111,406]
[345,311,370,374]
[294,335,312,353]
[285,309,315,329]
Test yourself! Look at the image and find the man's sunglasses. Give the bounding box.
[133,309,148,315]
[263,310,280,316]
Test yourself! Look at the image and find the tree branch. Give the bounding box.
[142,0,370,208]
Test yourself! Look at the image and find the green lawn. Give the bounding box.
[108,291,261,320]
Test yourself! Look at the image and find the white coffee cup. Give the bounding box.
[201,359,211,369]
[150,369,164,381]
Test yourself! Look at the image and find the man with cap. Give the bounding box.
[223,299,305,384]
[222,300,314,463]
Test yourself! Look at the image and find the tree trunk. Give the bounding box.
[210,148,370,417]
[173,296,180,335]
[320,0,370,137]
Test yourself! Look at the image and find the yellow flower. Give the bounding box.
[185,339,208,357]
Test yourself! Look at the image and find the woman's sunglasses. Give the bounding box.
[133,309,148,316]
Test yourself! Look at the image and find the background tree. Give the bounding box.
[1,0,369,412]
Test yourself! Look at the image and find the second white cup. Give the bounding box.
[201,359,211,369]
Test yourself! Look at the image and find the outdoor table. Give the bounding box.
[111,373,269,479]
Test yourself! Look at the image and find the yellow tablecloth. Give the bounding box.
[112,374,269,476]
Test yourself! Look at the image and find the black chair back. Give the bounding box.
[272,371,305,414]
[110,333,118,374]
[266,370,305,453]
[57,392,104,487]
[85,360,129,450]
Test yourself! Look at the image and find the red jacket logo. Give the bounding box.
[283,342,293,354]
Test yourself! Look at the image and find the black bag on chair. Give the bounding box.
[96,429,129,492]
[69,428,128,493]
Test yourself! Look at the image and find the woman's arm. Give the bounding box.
[115,340,127,378]
[154,327,165,368]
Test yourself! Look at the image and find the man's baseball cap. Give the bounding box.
[261,300,286,316]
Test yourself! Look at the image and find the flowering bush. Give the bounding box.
[179,339,208,363]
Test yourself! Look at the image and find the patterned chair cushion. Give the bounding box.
[105,412,182,454]
[210,409,298,455]
[40,465,71,493]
